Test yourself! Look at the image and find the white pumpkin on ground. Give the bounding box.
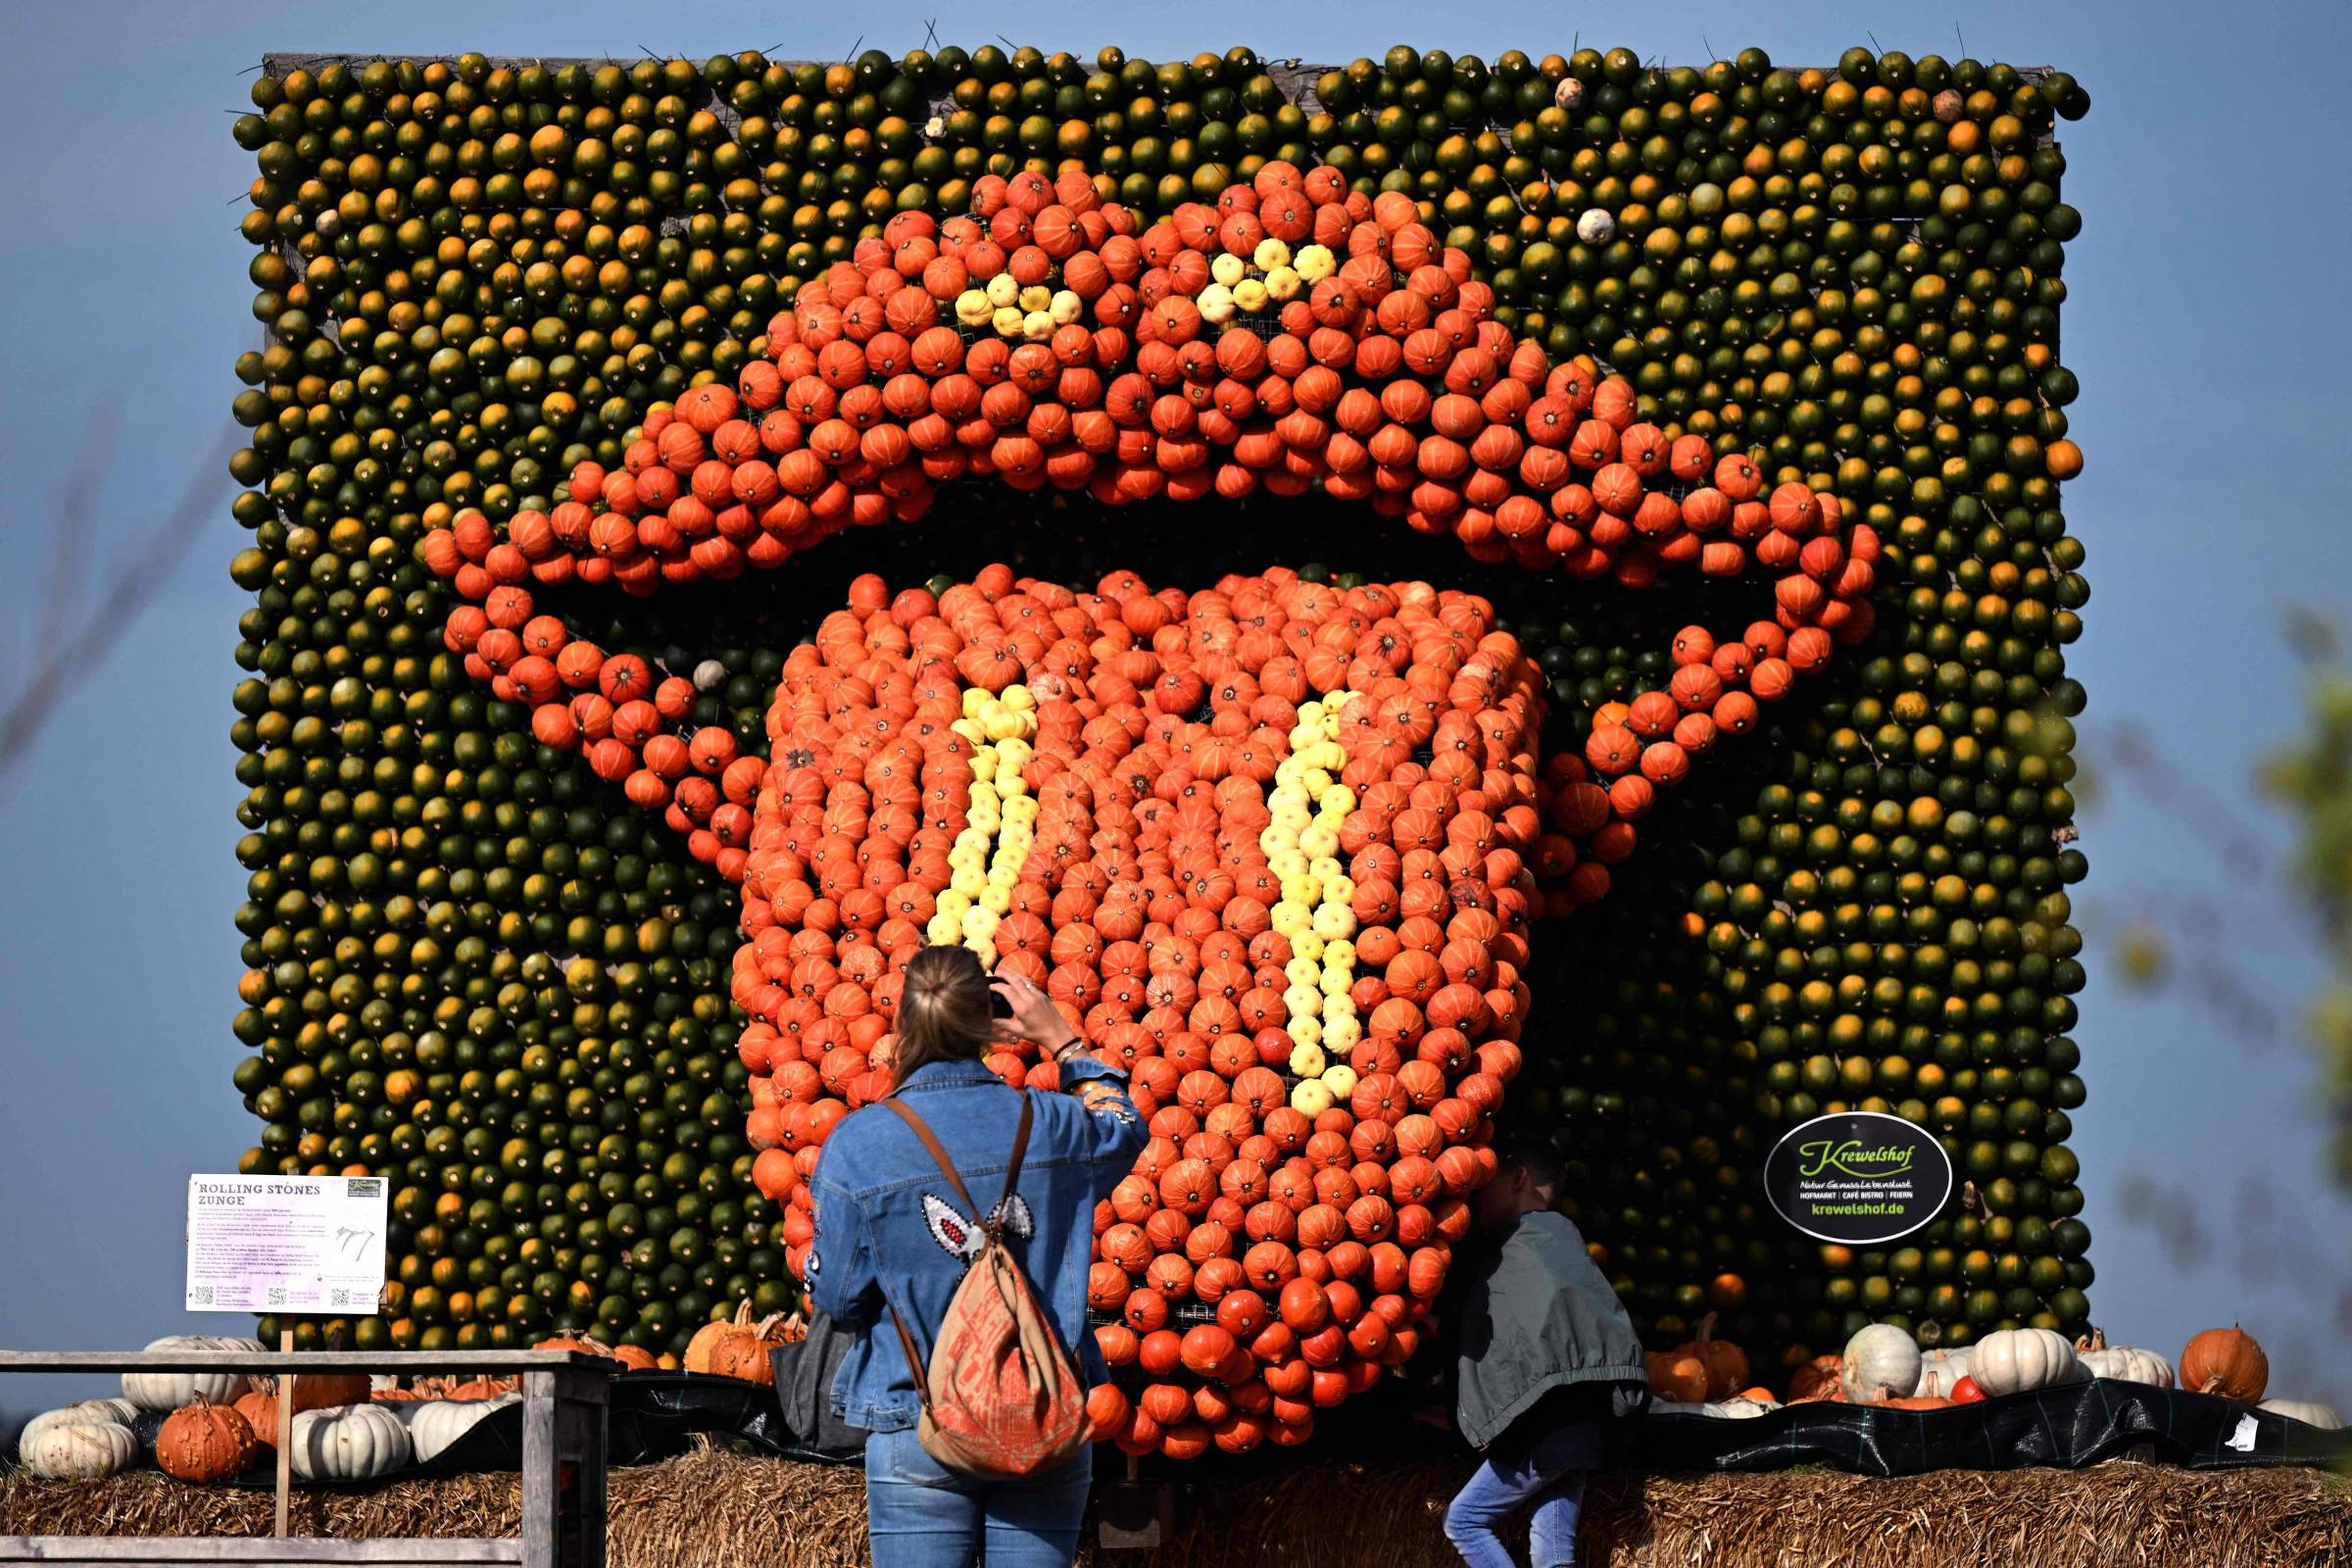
[289,1403,412,1481]
[407,1393,522,1463]
[1968,1328,2087,1396]
[122,1335,252,1410]
[1913,1347,1974,1398]
[2260,1399,2344,1431]
[2074,1330,2174,1389]
[1839,1324,1923,1404]
[20,1421,138,1480]
[23,1398,138,1444]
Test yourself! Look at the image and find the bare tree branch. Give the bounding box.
[0,421,239,795]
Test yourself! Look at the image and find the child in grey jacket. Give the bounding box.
[1442,1147,1648,1568]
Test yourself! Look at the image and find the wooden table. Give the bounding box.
[1,1350,612,1568]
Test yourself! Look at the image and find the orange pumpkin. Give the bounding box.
[445,1376,521,1399]
[157,1398,260,1483]
[259,1370,371,1412]
[1876,1396,1957,1412]
[534,1333,619,1361]
[1673,1313,1749,1400]
[1786,1353,1844,1402]
[1645,1350,1709,1403]
[2180,1326,2269,1401]
[697,1308,798,1385]
[233,1390,281,1445]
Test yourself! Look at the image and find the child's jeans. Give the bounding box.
[1442,1418,1595,1568]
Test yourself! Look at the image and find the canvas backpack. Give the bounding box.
[882,1092,1090,1478]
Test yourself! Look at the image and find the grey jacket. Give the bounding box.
[768,1310,866,1459]
[1453,1210,1649,1450]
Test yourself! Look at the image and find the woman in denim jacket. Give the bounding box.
[808,944,1147,1566]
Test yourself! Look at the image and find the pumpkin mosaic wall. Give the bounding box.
[224,42,2091,1456]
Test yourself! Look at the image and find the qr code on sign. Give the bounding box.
[191,1286,214,1305]
[331,1288,351,1307]
[268,1287,288,1307]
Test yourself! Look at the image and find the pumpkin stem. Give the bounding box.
[2074,1326,2106,1353]
[1693,1311,1717,1345]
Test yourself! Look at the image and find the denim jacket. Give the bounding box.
[806,1054,1146,1434]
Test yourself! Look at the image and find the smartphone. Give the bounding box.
[989,982,1016,1019]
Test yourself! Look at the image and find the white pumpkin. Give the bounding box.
[1840,1324,1923,1404]
[2260,1399,2345,1431]
[1576,209,1616,246]
[2080,1346,2174,1388]
[290,1403,412,1481]
[122,1335,252,1411]
[406,1393,522,1462]
[21,1421,138,1480]
[1652,1397,1778,1419]
[1914,1347,1974,1398]
[1968,1328,2086,1396]
[23,1398,138,1443]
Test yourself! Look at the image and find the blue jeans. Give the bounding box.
[1443,1422,1592,1568]
[863,1427,1093,1567]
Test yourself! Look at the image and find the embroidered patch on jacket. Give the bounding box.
[1076,1080,1139,1123]
[923,1191,1034,1262]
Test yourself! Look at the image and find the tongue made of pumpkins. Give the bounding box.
[730,567,1544,1456]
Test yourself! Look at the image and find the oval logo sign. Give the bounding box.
[1763,1111,1955,1245]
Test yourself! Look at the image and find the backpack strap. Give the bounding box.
[878,1090,1036,1413]
[881,1091,1034,1229]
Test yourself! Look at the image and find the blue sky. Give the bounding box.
[4,0,2350,1417]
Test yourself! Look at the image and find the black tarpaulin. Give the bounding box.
[1610,1380,2352,1475]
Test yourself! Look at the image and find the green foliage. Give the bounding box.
[2263,624,2352,1183]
